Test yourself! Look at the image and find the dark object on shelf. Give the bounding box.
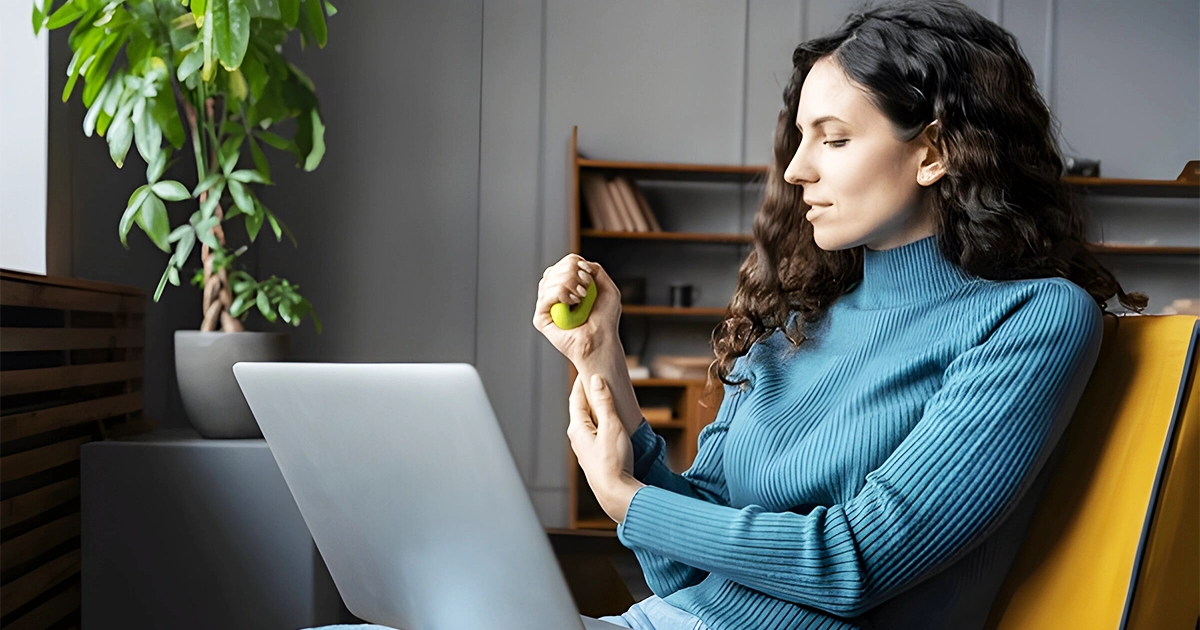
[1064,156,1101,177]
[615,277,646,304]
[669,283,700,307]
[1177,160,1199,184]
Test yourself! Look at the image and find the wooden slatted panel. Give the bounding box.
[0,278,144,314]
[0,360,142,396]
[3,585,80,630]
[0,480,80,527]
[1,513,81,572]
[1,270,147,630]
[0,550,80,617]
[0,438,91,482]
[0,328,143,352]
[2,393,143,443]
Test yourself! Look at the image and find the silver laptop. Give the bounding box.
[232,361,625,630]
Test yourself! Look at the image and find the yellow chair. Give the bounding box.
[986,314,1199,629]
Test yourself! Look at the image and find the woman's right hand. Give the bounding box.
[532,254,623,368]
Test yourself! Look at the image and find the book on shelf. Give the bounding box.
[626,354,651,380]
[640,406,674,422]
[629,180,663,232]
[605,179,637,231]
[650,355,715,380]
[613,176,651,232]
[1161,298,1200,316]
[580,169,663,233]
[580,172,612,230]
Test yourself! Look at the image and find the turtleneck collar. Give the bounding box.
[851,234,977,308]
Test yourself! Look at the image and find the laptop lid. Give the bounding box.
[231,362,592,630]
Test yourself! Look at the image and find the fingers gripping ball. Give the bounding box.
[551,281,597,330]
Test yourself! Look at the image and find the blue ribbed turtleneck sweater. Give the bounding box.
[615,234,1104,630]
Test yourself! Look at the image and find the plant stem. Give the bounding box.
[185,91,242,333]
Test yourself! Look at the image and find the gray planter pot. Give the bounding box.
[175,331,291,438]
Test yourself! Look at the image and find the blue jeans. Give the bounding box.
[306,596,709,630]
[595,595,710,630]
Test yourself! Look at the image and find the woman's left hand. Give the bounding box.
[568,373,645,523]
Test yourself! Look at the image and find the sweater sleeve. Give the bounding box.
[624,361,752,596]
[616,281,1104,617]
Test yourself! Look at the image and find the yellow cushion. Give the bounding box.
[986,314,1199,630]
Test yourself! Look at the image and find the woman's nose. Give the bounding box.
[784,144,815,186]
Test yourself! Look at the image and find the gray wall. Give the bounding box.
[54,0,1198,527]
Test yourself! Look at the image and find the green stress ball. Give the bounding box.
[551,281,597,330]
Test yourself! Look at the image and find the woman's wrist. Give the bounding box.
[574,338,643,436]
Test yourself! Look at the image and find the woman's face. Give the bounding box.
[784,56,945,252]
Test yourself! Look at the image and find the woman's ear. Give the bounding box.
[916,119,947,187]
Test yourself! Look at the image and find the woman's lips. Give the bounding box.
[806,204,831,220]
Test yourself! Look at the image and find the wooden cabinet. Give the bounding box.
[0,269,151,628]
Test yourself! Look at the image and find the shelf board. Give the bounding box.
[1087,244,1199,255]
[573,517,618,530]
[622,305,727,318]
[1063,176,1199,198]
[581,229,752,244]
[631,377,708,387]
[583,231,1193,256]
[578,158,767,183]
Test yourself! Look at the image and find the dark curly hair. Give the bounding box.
[704,0,1147,404]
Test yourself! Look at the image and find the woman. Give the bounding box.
[535,1,1146,629]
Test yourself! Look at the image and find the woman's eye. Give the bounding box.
[824,139,849,147]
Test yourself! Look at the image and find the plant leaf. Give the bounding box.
[138,193,171,252]
[107,98,135,167]
[192,216,222,249]
[133,98,163,166]
[192,173,223,197]
[177,48,203,82]
[199,182,224,219]
[168,265,181,286]
[154,265,171,302]
[278,297,292,323]
[303,108,324,171]
[230,293,250,316]
[212,0,250,70]
[244,0,280,19]
[220,135,243,174]
[119,185,150,249]
[83,78,113,137]
[244,203,263,241]
[247,133,271,182]
[228,169,268,184]
[152,180,191,201]
[174,228,196,268]
[82,31,123,108]
[45,1,85,30]
[256,289,277,322]
[146,145,170,182]
[149,83,186,149]
[278,0,299,27]
[254,129,290,151]
[303,0,326,48]
[227,179,255,215]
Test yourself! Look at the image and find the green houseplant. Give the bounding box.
[35,0,334,437]
[34,0,330,333]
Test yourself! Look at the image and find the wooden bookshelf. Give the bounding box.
[564,125,1197,528]
[1062,175,1199,198]
[577,158,766,183]
[581,229,753,244]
